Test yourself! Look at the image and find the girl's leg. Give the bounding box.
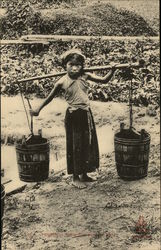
[72,174,87,189]
[80,172,96,182]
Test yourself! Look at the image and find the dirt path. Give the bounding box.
[1,97,160,250]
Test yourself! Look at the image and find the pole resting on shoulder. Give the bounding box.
[17,59,145,84]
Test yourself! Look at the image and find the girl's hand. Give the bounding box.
[29,108,40,117]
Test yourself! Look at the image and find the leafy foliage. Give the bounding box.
[1,0,42,39]
[1,38,160,107]
[1,0,75,8]
[0,0,157,39]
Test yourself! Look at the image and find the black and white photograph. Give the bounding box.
[1,0,160,249]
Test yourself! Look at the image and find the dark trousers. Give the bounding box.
[65,108,99,175]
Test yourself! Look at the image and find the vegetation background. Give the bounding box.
[1,1,160,250]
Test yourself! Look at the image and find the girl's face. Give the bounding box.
[66,59,83,79]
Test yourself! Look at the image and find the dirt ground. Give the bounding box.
[1,96,160,250]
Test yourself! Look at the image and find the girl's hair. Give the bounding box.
[61,49,85,69]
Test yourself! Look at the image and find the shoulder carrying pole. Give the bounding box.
[17,60,145,84]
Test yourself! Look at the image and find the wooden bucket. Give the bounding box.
[114,129,150,180]
[15,136,50,182]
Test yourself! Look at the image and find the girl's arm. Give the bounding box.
[30,81,62,116]
[86,65,117,84]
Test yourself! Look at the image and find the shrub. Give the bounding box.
[1,38,160,107]
[1,1,42,39]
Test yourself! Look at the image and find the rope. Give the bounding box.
[129,79,133,129]
[17,83,32,133]
[26,97,33,134]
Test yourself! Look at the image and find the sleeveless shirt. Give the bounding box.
[60,74,90,112]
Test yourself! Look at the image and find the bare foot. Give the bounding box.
[80,174,96,182]
[72,179,87,189]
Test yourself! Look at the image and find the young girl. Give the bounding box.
[30,49,117,189]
